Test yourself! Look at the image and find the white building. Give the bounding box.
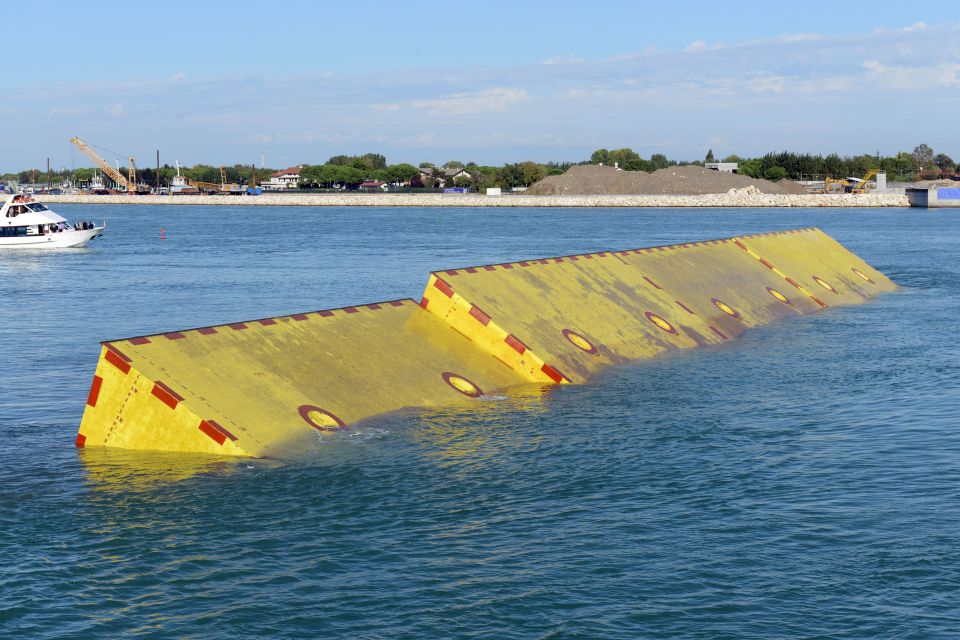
[261,166,303,191]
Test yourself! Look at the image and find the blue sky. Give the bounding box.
[3,1,958,171]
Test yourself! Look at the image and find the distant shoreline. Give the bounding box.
[36,192,909,208]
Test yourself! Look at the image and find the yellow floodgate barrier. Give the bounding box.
[77,228,895,457]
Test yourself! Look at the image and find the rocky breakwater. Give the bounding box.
[39,190,907,208]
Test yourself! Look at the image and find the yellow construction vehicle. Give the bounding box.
[823,169,880,194]
[848,169,879,194]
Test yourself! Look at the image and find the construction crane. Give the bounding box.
[70,136,130,191]
[188,178,224,193]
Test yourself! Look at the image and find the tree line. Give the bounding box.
[4,143,956,190]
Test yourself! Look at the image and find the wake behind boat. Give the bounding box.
[1,193,103,249]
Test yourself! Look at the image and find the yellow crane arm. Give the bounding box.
[188,179,224,190]
[70,137,128,189]
[128,157,137,192]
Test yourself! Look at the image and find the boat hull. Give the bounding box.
[0,227,104,249]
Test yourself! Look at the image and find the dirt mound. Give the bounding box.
[526,165,807,196]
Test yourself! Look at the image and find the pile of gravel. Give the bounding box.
[526,165,809,196]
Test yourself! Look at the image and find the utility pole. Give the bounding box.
[46,157,50,192]
[156,149,160,192]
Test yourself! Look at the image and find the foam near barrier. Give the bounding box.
[77,228,896,457]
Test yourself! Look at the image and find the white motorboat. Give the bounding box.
[0,193,104,249]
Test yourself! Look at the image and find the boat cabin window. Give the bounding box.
[5,205,27,217]
[0,226,29,237]
[26,203,49,212]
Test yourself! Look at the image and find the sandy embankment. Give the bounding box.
[38,192,907,208]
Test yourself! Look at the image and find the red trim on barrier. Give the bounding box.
[675,300,696,315]
[199,420,226,445]
[812,297,828,308]
[104,344,131,361]
[759,258,775,270]
[710,326,730,340]
[164,332,186,340]
[292,313,309,321]
[734,240,748,250]
[785,277,801,289]
[585,255,594,259]
[151,381,183,410]
[366,304,382,311]
[643,276,662,290]
[505,334,527,354]
[570,255,579,261]
[344,307,359,314]
[433,277,454,298]
[597,252,607,257]
[229,323,247,331]
[482,265,495,271]
[318,310,334,317]
[256,318,276,326]
[75,433,86,447]
[445,269,459,276]
[389,300,405,306]
[198,327,218,335]
[464,267,477,273]
[501,263,514,269]
[519,261,530,267]
[104,350,131,374]
[129,337,151,345]
[469,305,491,326]
[87,375,103,407]
[205,419,237,441]
[554,257,564,263]
[541,364,567,383]
[419,297,429,309]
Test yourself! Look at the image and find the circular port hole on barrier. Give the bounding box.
[851,267,874,284]
[813,275,838,293]
[299,405,347,432]
[645,311,678,335]
[442,372,483,398]
[711,298,741,319]
[562,329,598,355]
[767,287,792,305]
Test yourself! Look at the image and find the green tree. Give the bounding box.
[520,161,546,186]
[590,148,611,165]
[764,166,787,181]
[913,144,934,171]
[386,163,419,185]
[649,153,670,170]
[934,153,954,173]
[705,149,715,162]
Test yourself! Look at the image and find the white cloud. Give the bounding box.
[377,87,529,116]
[106,102,126,116]
[684,40,708,52]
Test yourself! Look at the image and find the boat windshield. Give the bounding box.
[26,203,49,212]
